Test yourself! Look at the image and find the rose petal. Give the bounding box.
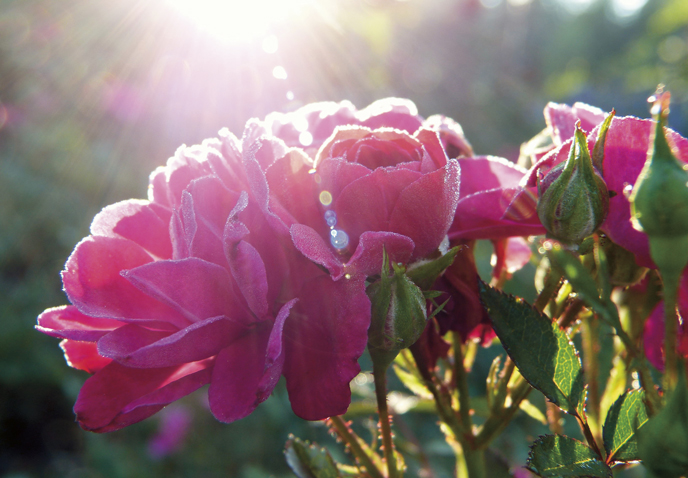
[290,224,345,278]
[75,360,212,432]
[60,339,112,373]
[457,156,527,198]
[450,186,544,240]
[123,257,250,324]
[37,305,125,342]
[98,316,246,368]
[390,159,460,259]
[208,322,273,423]
[346,231,415,278]
[283,275,370,420]
[62,236,183,329]
[90,200,172,259]
[336,167,421,247]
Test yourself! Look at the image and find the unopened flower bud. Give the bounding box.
[630,90,688,238]
[537,117,612,246]
[629,88,688,285]
[367,253,428,370]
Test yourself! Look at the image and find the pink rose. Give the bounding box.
[36,98,472,432]
[528,101,688,369]
[37,128,370,430]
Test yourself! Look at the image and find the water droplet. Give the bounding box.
[319,190,332,206]
[330,229,349,249]
[324,210,337,227]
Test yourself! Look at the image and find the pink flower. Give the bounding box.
[36,98,471,432]
[529,101,688,369]
[37,128,370,430]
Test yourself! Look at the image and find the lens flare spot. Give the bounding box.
[299,131,313,146]
[319,190,332,206]
[324,210,337,227]
[330,229,349,249]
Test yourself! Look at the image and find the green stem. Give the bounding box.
[474,378,532,449]
[581,315,602,445]
[452,333,485,478]
[453,333,473,430]
[662,268,681,392]
[373,362,400,478]
[329,416,385,478]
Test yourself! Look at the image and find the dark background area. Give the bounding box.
[1,0,686,476]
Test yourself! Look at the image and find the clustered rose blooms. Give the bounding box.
[521,101,688,370]
[37,95,688,433]
[37,98,535,432]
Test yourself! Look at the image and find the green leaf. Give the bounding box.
[527,435,611,477]
[406,245,460,290]
[638,368,688,478]
[285,435,342,478]
[480,282,586,418]
[547,246,619,327]
[602,390,649,463]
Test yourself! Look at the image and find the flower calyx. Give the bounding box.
[630,89,688,239]
[537,114,613,247]
[367,250,428,371]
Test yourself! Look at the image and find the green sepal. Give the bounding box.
[526,435,612,478]
[537,124,610,246]
[368,251,428,371]
[602,389,649,464]
[285,435,342,478]
[630,91,688,239]
[479,282,587,418]
[638,366,688,478]
[406,245,460,290]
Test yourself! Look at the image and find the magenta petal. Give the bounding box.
[643,303,665,371]
[37,305,125,342]
[256,299,298,403]
[98,316,246,368]
[290,224,345,277]
[457,156,527,198]
[336,167,421,245]
[62,236,182,328]
[225,240,269,318]
[390,159,460,259]
[544,102,605,145]
[284,275,370,420]
[60,339,112,373]
[90,200,172,259]
[180,177,241,266]
[123,257,250,324]
[208,322,273,423]
[414,128,448,171]
[598,116,688,267]
[75,360,211,432]
[451,187,545,240]
[347,231,415,278]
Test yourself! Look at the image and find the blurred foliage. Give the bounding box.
[0,0,685,476]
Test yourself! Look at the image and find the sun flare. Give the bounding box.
[165,0,311,43]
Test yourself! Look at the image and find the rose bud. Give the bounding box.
[537,116,612,247]
[367,252,428,370]
[630,91,688,241]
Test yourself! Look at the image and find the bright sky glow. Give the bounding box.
[610,0,649,19]
[166,0,310,43]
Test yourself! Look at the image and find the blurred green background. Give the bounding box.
[1,0,686,476]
